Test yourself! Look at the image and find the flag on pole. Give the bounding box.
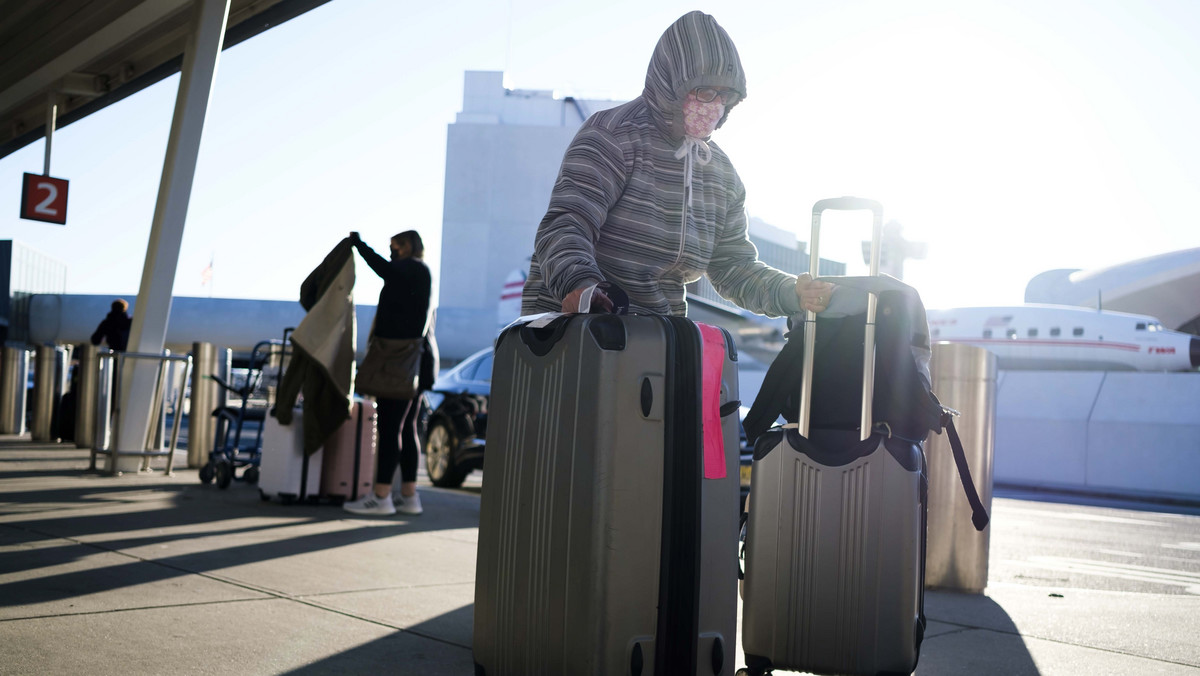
[201,257,213,286]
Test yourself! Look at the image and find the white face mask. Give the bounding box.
[682,94,725,138]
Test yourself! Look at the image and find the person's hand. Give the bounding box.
[795,273,835,314]
[561,285,614,313]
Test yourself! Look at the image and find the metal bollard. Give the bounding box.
[217,347,232,413]
[0,347,29,434]
[74,344,98,448]
[31,345,59,441]
[93,352,114,454]
[188,342,220,469]
[53,346,69,438]
[925,342,997,594]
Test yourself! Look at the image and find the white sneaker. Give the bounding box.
[343,493,396,516]
[395,491,423,516]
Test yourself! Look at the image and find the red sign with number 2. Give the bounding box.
[21,173,69,225]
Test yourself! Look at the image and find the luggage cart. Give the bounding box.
[199,334,290,488]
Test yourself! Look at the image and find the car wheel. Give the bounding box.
[425,418,468,488]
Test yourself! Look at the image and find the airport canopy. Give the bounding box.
[1,0,337,472]
[0,0,331,162]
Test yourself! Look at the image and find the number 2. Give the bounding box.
[34,182,58,216]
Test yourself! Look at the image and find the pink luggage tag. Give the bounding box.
[697,323,726,479]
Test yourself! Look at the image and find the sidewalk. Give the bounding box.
[2,436,1198,675]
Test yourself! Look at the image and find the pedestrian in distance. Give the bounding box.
[90,299,132,352]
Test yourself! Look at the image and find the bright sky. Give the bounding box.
[2,0,1198,311]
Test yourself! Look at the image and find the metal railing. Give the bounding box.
[89,350,193,476]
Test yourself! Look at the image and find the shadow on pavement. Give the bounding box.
[283,604,476,676]
[920,590,1041,675]
[0,483,481,609]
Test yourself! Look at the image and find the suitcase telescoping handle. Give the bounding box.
[798,197,884,440]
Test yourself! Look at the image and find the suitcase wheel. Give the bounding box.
[739,653,772,676]
[215,459,233,489]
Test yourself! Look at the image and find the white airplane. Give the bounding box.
[926,304,1200,372]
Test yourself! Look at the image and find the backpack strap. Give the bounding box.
[742,326,804,443]
[940,409,990,531]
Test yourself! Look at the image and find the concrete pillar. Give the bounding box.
[925,343,997,594]
[115,0,230,472]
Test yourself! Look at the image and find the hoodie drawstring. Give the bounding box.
[673,136,712,262]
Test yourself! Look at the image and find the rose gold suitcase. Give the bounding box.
[320,399,377,501]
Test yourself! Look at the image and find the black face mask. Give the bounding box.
[390,250,400,261]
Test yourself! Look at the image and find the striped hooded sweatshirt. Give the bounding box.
[521,11,802,318]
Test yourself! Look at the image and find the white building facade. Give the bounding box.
[436,72,625,360]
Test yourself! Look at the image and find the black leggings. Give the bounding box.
[375,397,421,485]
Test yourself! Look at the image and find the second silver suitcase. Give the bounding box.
[740,198,927,676]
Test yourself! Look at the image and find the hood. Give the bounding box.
[643,11,747,141]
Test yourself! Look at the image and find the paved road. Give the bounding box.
[988,490,1200,596]
[439,471,1200,599]
[4,439,1199,675]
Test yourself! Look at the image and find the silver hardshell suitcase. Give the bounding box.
[258,407,323,503]
[739,197,927,676]
[474,313,741,676]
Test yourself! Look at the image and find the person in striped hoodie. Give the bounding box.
[521,10,833,318]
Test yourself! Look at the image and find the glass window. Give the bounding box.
[983,329,992,338]
[476,352,494,383]
[1050,327,1061,337]
[1006,329,1017,339]
[1028,328,1038,338]
[931,328,940,338]
[1136,323,1146,331]
[454,357,482,381]
[1073,327,1084,336]
[455,352,492,381]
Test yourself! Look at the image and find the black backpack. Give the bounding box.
[743,275,989,531]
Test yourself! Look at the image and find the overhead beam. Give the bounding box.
[0,0,335,162]
[0,0,189,116]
